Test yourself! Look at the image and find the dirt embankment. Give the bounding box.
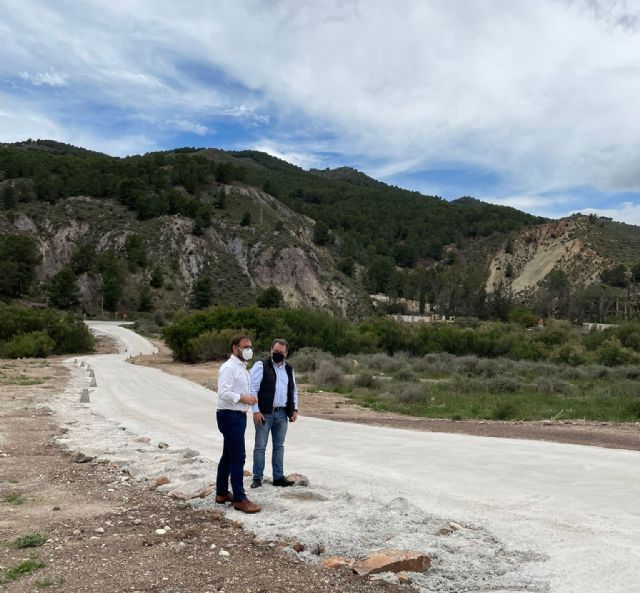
[130,341,640,451]
[0,356,400,593]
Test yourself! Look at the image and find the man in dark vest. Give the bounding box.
[249,338,298,488]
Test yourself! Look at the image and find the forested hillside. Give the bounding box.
[2,139,638,323]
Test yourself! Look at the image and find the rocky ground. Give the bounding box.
[0,350,403,592]
[131,341,640,451]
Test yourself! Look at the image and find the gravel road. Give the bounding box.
[55,321,640,593]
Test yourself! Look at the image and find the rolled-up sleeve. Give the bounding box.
[250,361,264,412]
[217,364,241,404]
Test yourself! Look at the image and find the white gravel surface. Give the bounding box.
[51,322,640,593]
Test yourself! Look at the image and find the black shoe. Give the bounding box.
[250,479,262,489]
[272,477,295,487]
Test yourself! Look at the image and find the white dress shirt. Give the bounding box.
[216,354,251,412]
[250,360,299,413]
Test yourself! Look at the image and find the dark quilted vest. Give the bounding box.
[257,358,295,419]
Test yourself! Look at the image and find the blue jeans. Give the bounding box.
[216,410,247,502]
[253,408,289,481]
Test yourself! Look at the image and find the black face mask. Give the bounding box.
[271,351,285,364]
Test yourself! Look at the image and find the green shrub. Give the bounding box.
[188,328,248,362]
[491,402,518,420]
[3,559,45,582]
[593,339,639,367]
[12,533,46,549]
[535,377,573,396]
[626,399,640,420]
[1,331,55,358]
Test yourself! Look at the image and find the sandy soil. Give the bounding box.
[130,340,640,451]
[0,356,402,593]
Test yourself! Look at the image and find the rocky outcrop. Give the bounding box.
[486,216,613,297]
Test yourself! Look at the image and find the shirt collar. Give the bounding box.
[229,354,247,367]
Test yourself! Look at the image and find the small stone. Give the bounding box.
[397,572,413,584]
[133,519,142,525]
[449,521,463,531]
[218,549,230,557]
[155,529,167,535]
[150,476,171,489]
[70,451,94,464]
[292,542,305,553]
[210,543,217,549]
[95,527,104,534]
[135,436,151,444]
[52,506,61,511]
[72,529,81,536]
[323,556,354,569]
[286,473,310,487]
[158,442,169,449]
[437,526,454,536]
[182,448,200,459]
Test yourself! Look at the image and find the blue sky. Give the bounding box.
[3,1,640,223]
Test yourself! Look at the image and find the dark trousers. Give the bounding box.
[216,410,247,502]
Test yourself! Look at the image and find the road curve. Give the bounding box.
[79,322,640,593]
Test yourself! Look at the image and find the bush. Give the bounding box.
[485,376,522,394]
[535,377,573,396]
[394,382,426,404]
[353,371,378,388]
[491,402,518,420]
[626,399,640,420]
[593,339,639,367]
[187,328,248,362]
[289,348,333,372]
[393,366,417,382]
[310,360,345,387]
[1,331,55,358]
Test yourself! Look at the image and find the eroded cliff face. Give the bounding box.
[486,217,612,296]
[1,189,369,316]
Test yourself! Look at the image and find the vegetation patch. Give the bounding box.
[2,492,26,505]
[1,559,46,583]
[12,532,47,549]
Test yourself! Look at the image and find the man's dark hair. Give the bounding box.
[230,335,250,351]
[271,338,289,351]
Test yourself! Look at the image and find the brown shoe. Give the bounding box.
[233,498,261,513]
[215,493,233,504]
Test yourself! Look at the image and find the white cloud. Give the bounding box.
[251,141,321,169]
[582,202,640,226]
[3,0,640,211]
[18,69,68,87]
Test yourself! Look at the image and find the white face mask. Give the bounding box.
[240,347,253,361]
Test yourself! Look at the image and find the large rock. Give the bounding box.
[353,550,431,575]
[168,478,214,500]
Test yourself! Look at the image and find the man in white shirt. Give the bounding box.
[215,335,261,513]
[250,338,298,489]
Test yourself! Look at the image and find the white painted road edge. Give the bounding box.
[59,322,640,593]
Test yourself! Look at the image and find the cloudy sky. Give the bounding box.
[2,0,640,223]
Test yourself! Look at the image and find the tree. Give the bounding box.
[1,184,17,209]
[0,235,42,298]
[240,211,251,226]
[149,266,164,288]
[191,275,213,309]
[256,286,284,308]
[313,221,330,245]
[125,234,147,271]
[98,251,127,311]
[70,243,97,274]
[214,188,226,210]
[138,285,153,312]
[47,266,78,309]
[366,256,395,294]
[601,264,628,288]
